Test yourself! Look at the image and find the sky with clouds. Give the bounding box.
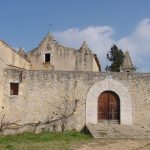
[0,0,150,72]
[53,18,150,72]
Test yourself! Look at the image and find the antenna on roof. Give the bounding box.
[48,24,53,33]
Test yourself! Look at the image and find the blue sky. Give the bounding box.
[0,0,150,71]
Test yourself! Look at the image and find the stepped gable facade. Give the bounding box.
[26,33,101,71]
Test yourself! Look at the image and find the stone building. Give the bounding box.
[26,33,100,72]
[0,33,150,138]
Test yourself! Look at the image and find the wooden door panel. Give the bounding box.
[109,103,119,120]
[98,92,108,120]
[98,91,120,122]
[108,93,119,120]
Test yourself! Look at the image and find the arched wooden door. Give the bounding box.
[98,91,120,124]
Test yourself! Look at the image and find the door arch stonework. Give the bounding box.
[86,78,132,125]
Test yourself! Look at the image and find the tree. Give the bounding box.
[105,44,124,72]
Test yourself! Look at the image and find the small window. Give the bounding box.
[45,53,51,62]
[10,83,19,95]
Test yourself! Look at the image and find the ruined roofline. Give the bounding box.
[0,34,100,69]
[0,40,29,63]
[0,40,17,53]
[27,33,94,54]
[79,41,91,52]
[27,33,77,54]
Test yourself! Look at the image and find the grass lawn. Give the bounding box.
[0,131,92,150]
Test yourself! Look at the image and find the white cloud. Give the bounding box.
[53,18,150,72]
[118,18,150,72]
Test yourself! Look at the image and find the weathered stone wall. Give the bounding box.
[0,41,30,112]
[0,60,7,113]
[1,70,150,134]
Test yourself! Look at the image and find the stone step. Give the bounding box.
[98,120,120,125]
[86,124,150,139]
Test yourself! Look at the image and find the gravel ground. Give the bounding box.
[76,139,150,150]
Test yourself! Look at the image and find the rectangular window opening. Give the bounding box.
[10,83,19,95]
[45,53,51,62]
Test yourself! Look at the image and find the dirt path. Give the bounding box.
[76,139,150,150]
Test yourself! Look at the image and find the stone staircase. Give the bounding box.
[86,123,150,139]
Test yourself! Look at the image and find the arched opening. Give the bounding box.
[86,79,132,125]
[98,91,120,124]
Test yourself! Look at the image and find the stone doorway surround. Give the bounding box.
[86,78,132,125]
